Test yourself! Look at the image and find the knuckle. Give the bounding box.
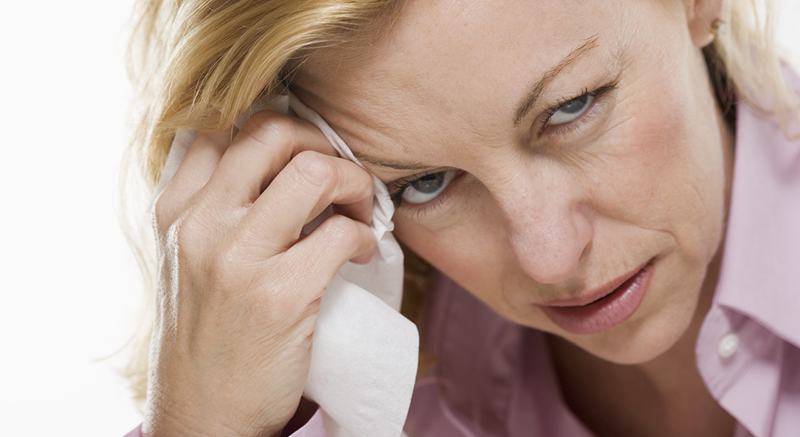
[173,214,203,256]
[289,151,334,189]
[205,238,243,283]
[156,211,205,269]
[243,111,297,148]
[321,215,361,254]
[352,166,375,199]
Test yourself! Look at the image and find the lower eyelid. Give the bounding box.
[396,170,467,217]
[540,91,611,138]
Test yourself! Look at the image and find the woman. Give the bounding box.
[122,0,800,436]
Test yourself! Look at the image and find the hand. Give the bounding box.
[142,112,376,437]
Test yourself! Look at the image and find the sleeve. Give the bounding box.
[122,408,327,437]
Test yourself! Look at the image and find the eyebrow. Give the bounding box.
[351,150,432,171]
[513,35,600,127]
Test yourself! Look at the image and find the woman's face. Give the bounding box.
[293,0,732,364]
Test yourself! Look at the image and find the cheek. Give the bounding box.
[394,198,500,276]
[607,1,727,261]
[393,192,518,309]
[597,64,726,265]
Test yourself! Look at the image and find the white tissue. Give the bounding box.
[150,92,418,437]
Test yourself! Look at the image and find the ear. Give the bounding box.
[686,0,724,47]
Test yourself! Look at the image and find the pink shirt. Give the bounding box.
[124,82,800,437]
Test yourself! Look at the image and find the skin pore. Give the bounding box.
[292,0,736,435]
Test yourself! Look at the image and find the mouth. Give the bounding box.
[537,261,655,335]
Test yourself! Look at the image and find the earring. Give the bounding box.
[710,19,727,37]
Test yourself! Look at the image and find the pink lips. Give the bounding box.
[538,262,654,335]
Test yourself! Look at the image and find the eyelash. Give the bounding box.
[538,81,619,136]
[389,170,460,209]
[389,80,619,213]
[389,175,419,208]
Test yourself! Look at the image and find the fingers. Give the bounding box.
[156,110,377,265]
[174,128,237,190]
[240,151,374,253]
[207,111,338,205]
[155,127,237,228]
[286,214,377,294]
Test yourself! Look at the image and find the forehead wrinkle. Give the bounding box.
[292,71,409,137]
[292,74,464,177]
[320,80,517,174]
[292,3,505,154]
[314,99,434,167]
[293,0,628,176]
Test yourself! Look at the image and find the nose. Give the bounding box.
[493,170,593,284]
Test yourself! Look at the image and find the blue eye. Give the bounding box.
[400,170,459,205]
[548,93,595,126]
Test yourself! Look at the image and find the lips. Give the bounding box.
[538,262,655,335]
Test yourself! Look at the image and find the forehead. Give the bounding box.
[292,0,652,163]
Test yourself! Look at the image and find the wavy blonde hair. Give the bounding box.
[122,0,798,407]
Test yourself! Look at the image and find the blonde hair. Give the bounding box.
[121,0,798,407]
[708,0,800,133]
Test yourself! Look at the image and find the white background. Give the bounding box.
[0,1,798,436]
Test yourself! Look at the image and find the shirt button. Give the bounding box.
[718,333,739,358]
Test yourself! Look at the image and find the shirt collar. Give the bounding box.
[714,73,800,349]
